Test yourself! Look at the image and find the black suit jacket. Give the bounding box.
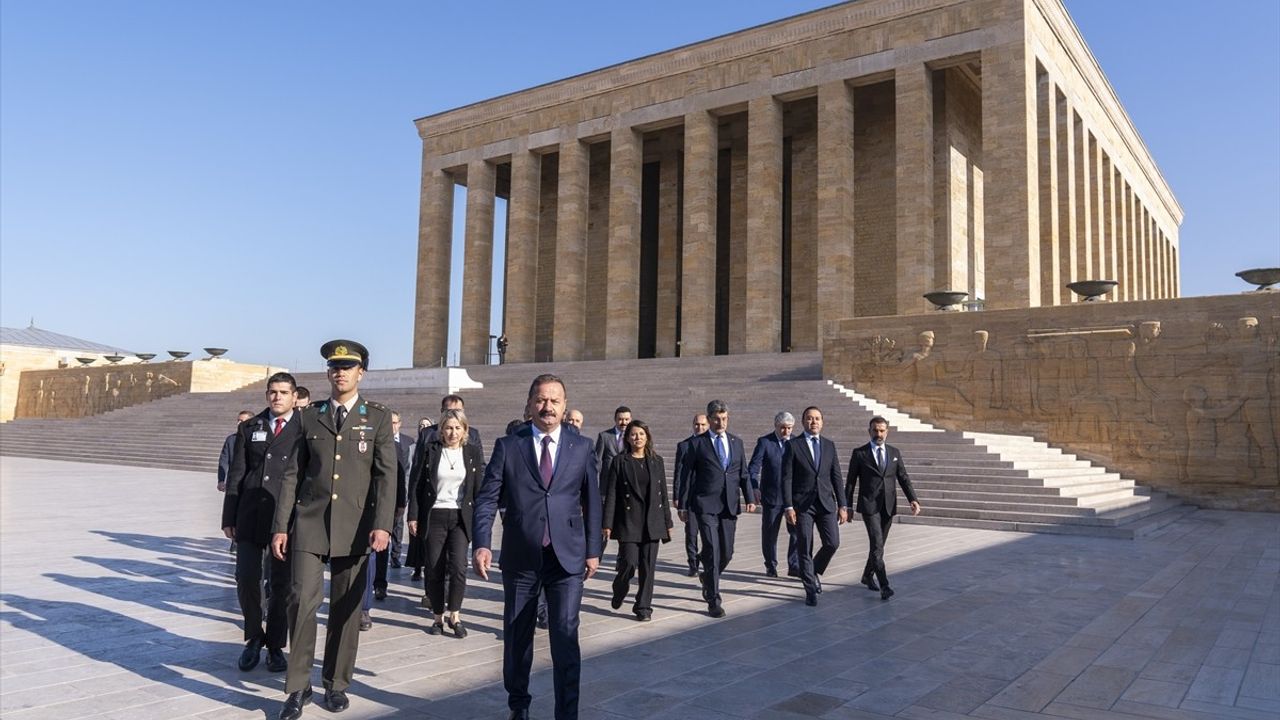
[602,453,672,543]
[221,409,303,547]
[846,442,917,517]
[408,440,484,541]
[393,432,413,508]
[672,433,700,509]
[781,435,844,514]
[679,431,752,516]
[748,432,789,506]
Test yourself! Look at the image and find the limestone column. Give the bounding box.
[458,160,496,366]
[1120,182,1132,300]
[1036,73,1060,306]
[745,95,783,353]
[606,125,642,359]
[655,132,681,357]
[895,63,935,314]
[1073,118,1092,284]
[1092,136,1107,291]
[680,110,718,357]
[504,148,540,364]
[981,43,1041,309]
[413,166,454,367]
[1055,92,1077,303]
[1105,157,1118,288]
[1173,246,1181,297]
[554,137,589,360]
[817,80,856,332]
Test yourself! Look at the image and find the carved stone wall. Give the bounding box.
[823,293,1280,511]
[14,360,283,420]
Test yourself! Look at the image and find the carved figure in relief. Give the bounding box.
[1230,317,1278,473]
[964,330,1004,417]
[1180,385,1246,481]
[902,331,970,417]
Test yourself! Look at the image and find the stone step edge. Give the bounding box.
[827,381,941,432]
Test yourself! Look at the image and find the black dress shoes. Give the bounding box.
[765,566,778,577]
[266,647,288,673]
[805,589,818,606]
[374,586,387,601]
[535,607,549,630]
[634,609,652,622]
[410,568,423,581]
[814,576,823,594]
[238,637,263,672]
[880,586,895,601]
[708,603,726,618]
[325,689,349,712]
[610,585,626,609]
[686,563,698,577]
[508,710,530,720]
[278,687,312,720]
[861,574,880,592]
[359,611,372,631]
[787,567,800,578]
[390,557,402,569]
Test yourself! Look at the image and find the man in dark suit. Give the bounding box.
[222,373,300,673]
[271,340,396,719]
[368,412,410,609]
[218,410,254,492]
[678,400,755,618]
[473,374,602,720]
[846,416,921,601]
[594,405,631,474]
[748,411,796,577]
[782,407,846,606]
[389,411,413,567]
[672,414,708,577]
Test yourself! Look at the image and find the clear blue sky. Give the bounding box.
[3,1,1277,370]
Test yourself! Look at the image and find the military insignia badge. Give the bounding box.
[358,441,368,453]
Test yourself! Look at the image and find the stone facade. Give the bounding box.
[412,0,1181,365]
[0,346,141,423]
[14,360,282,420]
[822,293,1280,511]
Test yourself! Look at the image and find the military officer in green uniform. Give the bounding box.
[271,340,396,719]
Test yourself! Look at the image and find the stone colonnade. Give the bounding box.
[412,0,1182,367]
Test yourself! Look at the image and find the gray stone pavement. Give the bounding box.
[0,456,1277,720]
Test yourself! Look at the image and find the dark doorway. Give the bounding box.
[714,147,731,355]
[638,161,660,358]
[781,136,793,353]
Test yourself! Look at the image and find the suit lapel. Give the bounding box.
[803,436,819,472]
[314,401,336,436]
[520,430,541,484]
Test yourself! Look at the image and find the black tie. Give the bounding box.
[335,405,347,430]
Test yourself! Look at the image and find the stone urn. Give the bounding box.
[1236,268,1280,292]
[167,351,190,361]
[203,347,229,360]
[103,354,125,364]
[1067,280,1118,302]
[923,290,969,311]
[135,353,156,362]
[75,357,96,366]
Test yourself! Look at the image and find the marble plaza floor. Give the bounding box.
[0,456,1276,720]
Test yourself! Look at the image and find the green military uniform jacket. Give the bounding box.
[273,395,397,558]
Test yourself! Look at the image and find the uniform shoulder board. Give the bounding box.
[311,401,329,413]
[363,399,388,412]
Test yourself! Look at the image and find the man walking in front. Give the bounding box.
[271,340,396,719]
[474,374,602,720]
[782,406,845,606]
[748,411,796,577]
[222,372,300,673]
[847,416,921,601]
[678,400,755,617]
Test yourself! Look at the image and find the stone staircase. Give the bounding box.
[0,352,1191,538]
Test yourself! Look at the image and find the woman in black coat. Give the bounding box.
[407,409,483,638]
[602,419,672,621]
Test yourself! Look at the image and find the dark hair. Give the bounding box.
[527,373,566,401]
[266,372,297,390]
[294,386,310,400]
[614,406,632,417]
[623,419,655,460]
[869,416,889,428]
[802,406,822,419]
[706,399,728,416]
[440,394,465,410]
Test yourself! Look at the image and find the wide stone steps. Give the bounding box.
[0,351,1190,538]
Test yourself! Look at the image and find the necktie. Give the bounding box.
[273,417,285,436]
[540,435,553,547]
[715,434,729,470]
[335,405,347,430]
[616,431,623,451]
[875,445,884,470]
[811,436,820,466]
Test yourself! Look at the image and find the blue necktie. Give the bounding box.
[810,436,820,466]
[715,434,729,470]
[875,445,884,470]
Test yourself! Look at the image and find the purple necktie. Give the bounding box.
[540,435,553,546]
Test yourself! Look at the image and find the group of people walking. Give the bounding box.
[218,338,922,720]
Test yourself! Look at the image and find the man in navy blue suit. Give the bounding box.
[748,411,796,577]
[782,406,847,607]
[474,374,602,720]
[678,399,755,618]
